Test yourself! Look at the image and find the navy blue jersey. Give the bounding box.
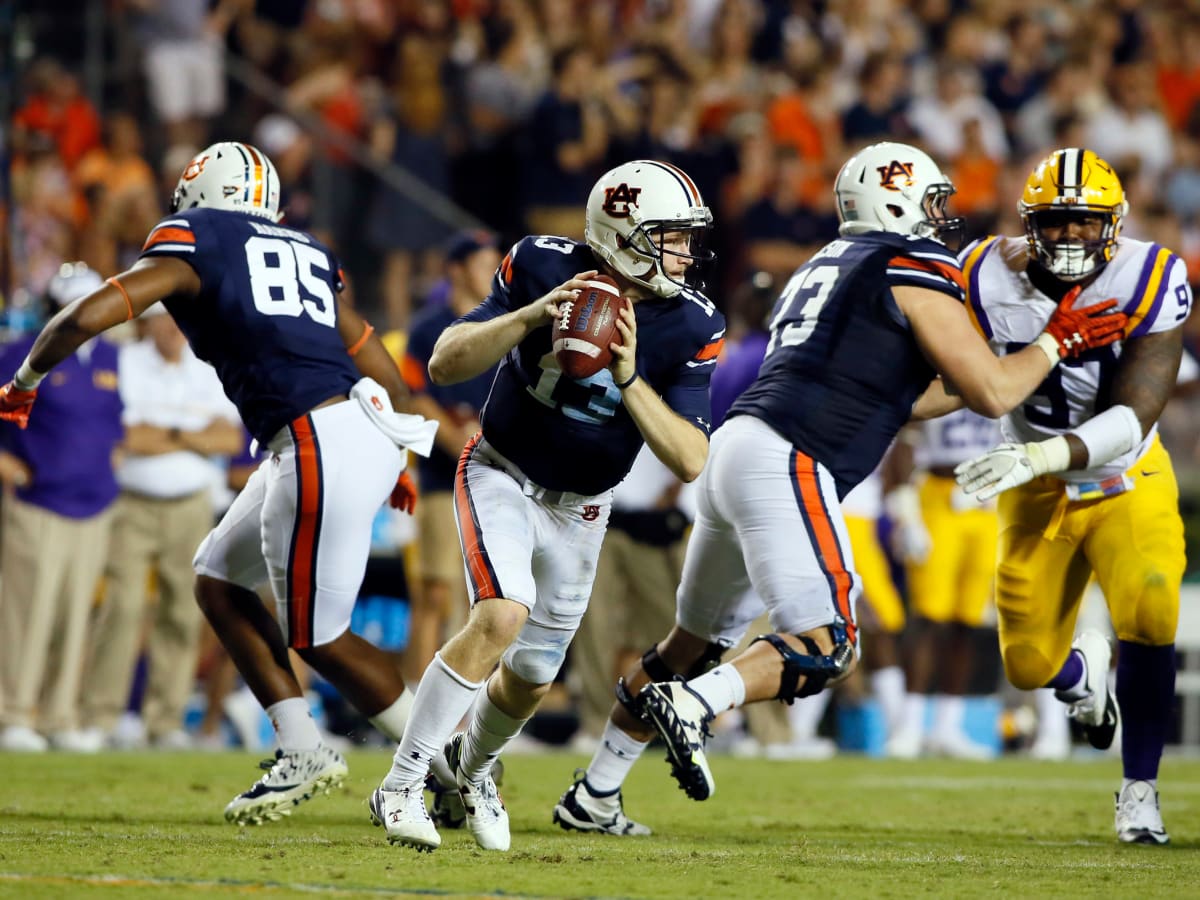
[730,232,965,497]
[461,235,725,494]
[139,209,360,444]
[402,303,496,493]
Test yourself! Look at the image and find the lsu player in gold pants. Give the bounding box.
[885,410,1001,759]
[956,149,1188,844]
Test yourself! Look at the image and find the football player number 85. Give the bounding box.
[765,265,839,356]
[245,236,337,327]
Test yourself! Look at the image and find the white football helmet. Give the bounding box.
[584,160,714,297]
[171,142,283,222]
[834,142,964,245]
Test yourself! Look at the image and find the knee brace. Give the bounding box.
[752,625,854,703]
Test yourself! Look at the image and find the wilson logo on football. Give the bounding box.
[602,183,642,217]
[182,155,210,181]
[876,160,915,192]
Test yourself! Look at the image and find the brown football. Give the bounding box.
[553,275,628,380]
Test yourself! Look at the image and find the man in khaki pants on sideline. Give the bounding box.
[80,304,243,749]
[0,263,124,752]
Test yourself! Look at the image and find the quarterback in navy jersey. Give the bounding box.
[547,142,1131,831]
[0,142,439,826]
[370,160,724,853]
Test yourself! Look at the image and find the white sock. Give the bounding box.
[1034,688,1069,745]
[266,697,321,751]
[901,693,927,736]
[871,666,906,736]
[585,719,649,795]
[686,663,746,714]
[931,694,965,738]
[787,692,831,741]
[384,653,483,789]
[460,682,529,785]
[368,687,415,743]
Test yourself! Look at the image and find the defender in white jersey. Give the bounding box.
[955,148,1188,844]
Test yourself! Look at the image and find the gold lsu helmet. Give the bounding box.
[1018,148,1128,282]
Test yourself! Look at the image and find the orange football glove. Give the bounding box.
[0,382,39,429]
[389,470,418,514]
[1042,285,1128,359]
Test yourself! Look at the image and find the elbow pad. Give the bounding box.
[1072,404,1143,468]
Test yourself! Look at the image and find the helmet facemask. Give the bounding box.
[916,183,966,250]
[1023,207,1122,282]
[620,212,715,295]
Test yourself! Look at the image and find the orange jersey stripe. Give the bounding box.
[693,337,725,361]
[289,416,321,648]
[499,253,514,286]
[888,256,966,291]
[399,354,428,391]
[793,452,857,644]
[142,227,196,250]
[454,434,500,600]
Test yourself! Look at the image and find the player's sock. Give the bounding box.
[900,693,926,736]
[585,719,649,794]
[1117,641,1175,781]
[368,687,416,743]
[459,685,528,785]
[786,691,831,741]
[384,652,482,789]
[686,663,746,714]
[870,666,906,735]
[930,694,964,739]
[1034,687,1070,745]
[1046,649,1087,700]
[266,697,321,751]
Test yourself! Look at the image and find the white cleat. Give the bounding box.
[1029,735,1071,761]
[224,744,348,826]
[1115,780,1169,845]
[883,727,923,760]
[369,784,441,851]
[458,771,510,851]
[925,731,996,761]
[637,681,716,801]
[0,725,49,753]
[1058,631,1119,750]
[553,771,651,836]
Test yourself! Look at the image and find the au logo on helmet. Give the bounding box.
[182,155,210,181]
[602,183,642,217]
[876,160,915,192]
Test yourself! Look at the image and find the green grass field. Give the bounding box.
[1,749,1197,899]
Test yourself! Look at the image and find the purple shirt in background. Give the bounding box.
[0,335,123,518]
[709,330,768,428]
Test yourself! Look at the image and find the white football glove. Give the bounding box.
[954,437,1070,502]
[884,484,932,564]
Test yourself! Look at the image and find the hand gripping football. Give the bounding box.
[553,275,628,380]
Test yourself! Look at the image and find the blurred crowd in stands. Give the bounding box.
[4,0,1200,755]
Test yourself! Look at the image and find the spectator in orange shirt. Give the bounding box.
[12,59,101,172]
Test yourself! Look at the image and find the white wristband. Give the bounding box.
[1033,332,1062,367]
[1072,404,1143,468]
[13,359,46,391]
